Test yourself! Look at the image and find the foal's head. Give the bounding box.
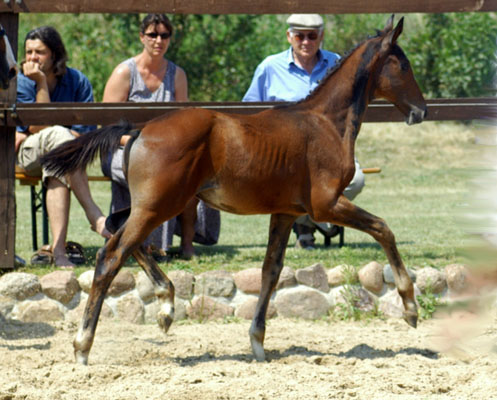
[373,16,427,125]
[0,24,17,90]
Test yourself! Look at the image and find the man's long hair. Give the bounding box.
[24,26,67,77]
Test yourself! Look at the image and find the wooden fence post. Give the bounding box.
[0,12,18,270]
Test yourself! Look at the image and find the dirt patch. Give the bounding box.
[1,312,496,400]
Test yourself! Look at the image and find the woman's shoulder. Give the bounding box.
[108,59,133,82]
[117,58,134,73]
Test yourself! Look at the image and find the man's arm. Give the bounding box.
[20,61,51,134]
[242,63,267,102]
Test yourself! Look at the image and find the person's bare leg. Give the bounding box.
[67,169,111,239]
[45,177,75,269]
[178,198,198,259]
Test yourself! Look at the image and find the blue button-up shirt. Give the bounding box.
[242,47,340,102]
[16,66,95,133]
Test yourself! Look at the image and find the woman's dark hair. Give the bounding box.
[24,26,67,77]
[140,14,173,35]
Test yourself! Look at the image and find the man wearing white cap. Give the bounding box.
[243,14,365,249]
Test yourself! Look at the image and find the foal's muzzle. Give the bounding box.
[407,106,427,125]
[0,67,16,89]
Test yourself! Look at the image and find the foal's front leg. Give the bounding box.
[317,195,418,327]
[249,213,296,361]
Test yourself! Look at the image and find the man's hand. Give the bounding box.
[21,61,46,85]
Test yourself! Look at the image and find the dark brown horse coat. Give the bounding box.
[0,24,16,89]
[42,15,427,365]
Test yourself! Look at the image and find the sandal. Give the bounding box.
[65,241,86,265]
[166,247,195,261]
[146,245,170,263]
[30,244,54,265]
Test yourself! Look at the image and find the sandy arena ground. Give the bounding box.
[1,311,497,400]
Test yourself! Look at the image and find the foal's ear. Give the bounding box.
[380,17,404,54]
[391,17,404,43]
[383,14,394,32]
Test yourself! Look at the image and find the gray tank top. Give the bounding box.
[123,57,176,102]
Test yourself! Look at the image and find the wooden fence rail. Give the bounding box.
[0,0,495,14]
[2,98,496,127]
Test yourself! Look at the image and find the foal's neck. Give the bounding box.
[309,40,382,140]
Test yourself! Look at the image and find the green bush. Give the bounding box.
[167,14,287,101]
[18,12,497,101]
[405,13,497,97]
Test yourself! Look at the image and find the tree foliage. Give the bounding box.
[167,15,288,101]
[405,13,497,97]
[18,12,497,101]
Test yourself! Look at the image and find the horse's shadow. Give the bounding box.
[167,343,438,367]
[81,240,413,266]
[0,314,55,350]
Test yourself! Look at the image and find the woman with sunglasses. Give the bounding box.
[101,13,220,260]
[243,14,365,250]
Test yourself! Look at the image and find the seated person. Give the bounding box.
[242,14,365,249]
[101,13,220,259]
[16,26,111,268]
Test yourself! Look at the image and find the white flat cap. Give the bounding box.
[286,14,324,30]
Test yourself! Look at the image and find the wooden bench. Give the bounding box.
[15,166,110,251]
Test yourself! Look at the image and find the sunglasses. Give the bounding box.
[144,32,171,40]
[291,31,320,41]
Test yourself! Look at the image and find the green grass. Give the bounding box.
[12,121,483,276]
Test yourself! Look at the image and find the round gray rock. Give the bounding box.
[0,272,41,301]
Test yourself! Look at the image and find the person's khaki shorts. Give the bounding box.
[17,125,75,187]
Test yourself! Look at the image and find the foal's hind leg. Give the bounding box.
[73,211,163,365]
[132,246,175,332]
[316,195,418,327]
[249,213,296,361]
[73,230,131,365]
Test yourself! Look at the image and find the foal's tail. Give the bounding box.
[40,120,136,177]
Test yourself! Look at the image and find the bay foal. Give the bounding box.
[0,24,17,89]
[42,16,427,364]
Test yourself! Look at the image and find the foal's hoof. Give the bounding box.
[157,303,174,333]
[250,336,266,362]
[157,313,174,333]
[74,350,89,365]
[403,310,418,328]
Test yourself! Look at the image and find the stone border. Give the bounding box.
[0,262,479,324]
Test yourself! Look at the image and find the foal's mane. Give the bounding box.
[276,30,383,109]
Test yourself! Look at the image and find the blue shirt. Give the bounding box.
[16,66,95,133]
[242,47,340,102]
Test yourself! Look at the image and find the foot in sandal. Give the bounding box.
[92,215,112,239]
[53,251,76,269]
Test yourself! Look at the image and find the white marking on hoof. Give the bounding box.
[157,302,174,333]
[75,326,85,344]
[250,336,266,362]
[159,302,174,319]
[75,350,88,365]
